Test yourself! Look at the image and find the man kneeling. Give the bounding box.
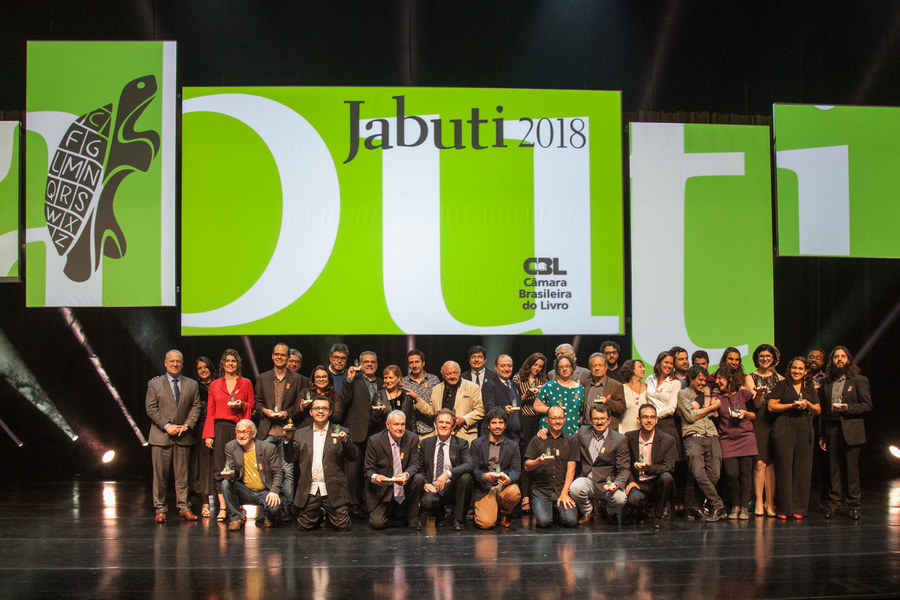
[294,396,358,531]
[624,404,677,528]
[524,406,578,527]
[221,419,284,530]
[471,408,522,529]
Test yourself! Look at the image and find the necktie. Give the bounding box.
[475,372,481,387]
[172,378,180,407]
[392,441,405,503]
[435,442,445,483]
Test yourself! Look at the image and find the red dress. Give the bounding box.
[202,377,255,439]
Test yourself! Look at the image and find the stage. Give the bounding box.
[4,478,899,599]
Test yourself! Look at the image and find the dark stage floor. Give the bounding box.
[3,479,900,600]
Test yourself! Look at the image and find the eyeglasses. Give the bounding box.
[235,430,254,436]
[311,407,329,412]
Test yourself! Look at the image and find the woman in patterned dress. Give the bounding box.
[534,355,584,435]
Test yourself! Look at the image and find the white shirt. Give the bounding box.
[637,430,655,481]
[309,425,328,496]
[432,436,452,483]
[646,374,680,418]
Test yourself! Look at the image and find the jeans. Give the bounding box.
[531,489,578,528]
[263,434,294,507]
[569,476,626,517]
[220,478,280,524]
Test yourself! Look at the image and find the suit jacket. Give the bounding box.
[470,435,521,501]
[461,368,499,386]
[549,365,592,388]
[293,423,358,508]
[481,377,522,436]
[341,375,384,443]
[254,369,303,439]
[818,374,872,446]
[224,439,284,495]
[581,376,626,430]
[364,429,420,510]
[575,425,630,491]
[146,375,201,447]
[624,428,677,484]
[417,379,484,441]
[418,434,474,484]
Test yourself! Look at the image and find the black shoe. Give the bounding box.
[434,516,446,528]
[661,507,672,520]
[407,521,422,531]
[849,508,861,520]
[452,519,465,531]
[686,506,705,520]
[705,508,726,522]
[823,507,834,519]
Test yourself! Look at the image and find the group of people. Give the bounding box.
[145,340,872,532]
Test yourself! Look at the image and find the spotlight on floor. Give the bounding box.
[889,445,900,459]
[101,450,115,464]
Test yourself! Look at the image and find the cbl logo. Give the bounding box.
[523,257,566,275]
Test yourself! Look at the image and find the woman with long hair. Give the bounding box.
[646,351,682,447]
[768,356,820,519]
[191,356,216,518]
[619,359,647,434]
[513,352,547,514]
[744,344,782,517]
[297,365,342,428]
[201,349,255,522]
[714,364,757,520]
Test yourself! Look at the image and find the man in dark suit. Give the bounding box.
[470,407,522,529]
[221,419,285,530]
[146,350,201,523]
[293,396,358,531]
[341,350,383,517]
[418,409,475,530]
[364,409,425,530]
[481,354,523,441]
[818,346,873,520]
[581,353,626,430]
[624,404,677,528]
[461,345,498,388]
[569,404,630,524]
[255,342,303,509]
[286,348,311,390]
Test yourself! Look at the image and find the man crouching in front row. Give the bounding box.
[221,419,284,530]
[471,408,522,529]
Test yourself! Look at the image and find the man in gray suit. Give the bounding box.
[146,350,201,523]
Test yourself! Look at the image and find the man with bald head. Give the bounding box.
[412,361,484,442]
[146,350,201,523]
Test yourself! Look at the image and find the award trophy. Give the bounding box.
[227,392,241,407]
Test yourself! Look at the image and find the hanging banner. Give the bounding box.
[181,87,624,335]
[629,122,774,370]
[0,122,20,282]
[25,41,176,306]
[775,103,900,258]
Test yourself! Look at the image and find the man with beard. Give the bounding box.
[414,361,484,442]
[402,349,441,438]
[471,408,522,528]
[818,346,872,520]
[807,346,830,513]
[601,341,624,382]
[691,351,710,370]
[328,343,350,394]
[341,351,383,518]
[624,404,677,528]
[670,346,690,389]
[807,348,826,388]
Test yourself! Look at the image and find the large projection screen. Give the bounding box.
[181,87,624,335]
[774,103,900,258]
[0,122,20,282]
[629,122,774,370]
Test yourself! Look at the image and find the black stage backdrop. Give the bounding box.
[0,2,898,480]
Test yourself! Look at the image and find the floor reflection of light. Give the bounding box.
[888,479,900,520]
[102,481,117,520]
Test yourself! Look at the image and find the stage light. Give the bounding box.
[890,446,900,459]
[0,416,23,447]
[0,325,77,439]
[101,450,115,463]
[59,308,148,446]
[72,435,79,441]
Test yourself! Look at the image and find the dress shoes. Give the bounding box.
[705,508,726,522]
[407,521,422,531]
[227,520,244,531]
[577,511,593,525]
[500,514,512,528]
[434,516,446,528]
[263,517,275,528]
[180,511,198,521]
[452,519,465,531]
[686,506,705,520]
[823,507,834,518]
[154,512,166,524]
[850,508,861,520]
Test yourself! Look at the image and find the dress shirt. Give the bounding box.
[637,431,655,481]
[432,437,452,483]
[310,425,328,496]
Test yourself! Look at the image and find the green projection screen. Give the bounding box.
[26,41,177,306]
[0,122,20,282]
[775,103,900,258]
[629,122,774,370]
[181,87,625,335]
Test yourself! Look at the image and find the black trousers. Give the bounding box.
[626,472,675,518]
[826,425,862,509]
[297,491,351,532]
[368,473,425,529]
[772,417,814,516]
[421,473,474,523]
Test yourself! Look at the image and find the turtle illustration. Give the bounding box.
[43,74,161,283]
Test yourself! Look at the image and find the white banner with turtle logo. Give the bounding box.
[25,41,176,306]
